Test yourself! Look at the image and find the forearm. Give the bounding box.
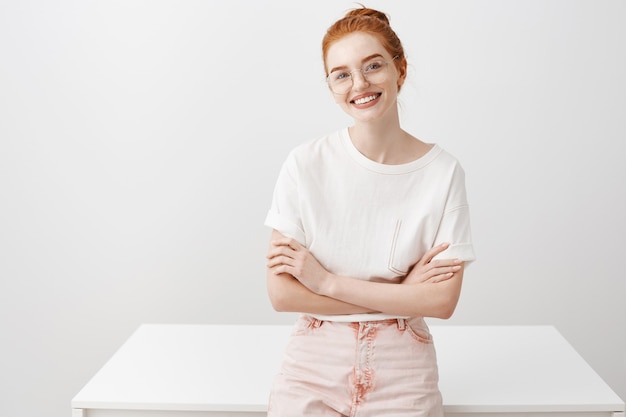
[266,270,378,315]
[320,269,464,319]
[265,229,462,317]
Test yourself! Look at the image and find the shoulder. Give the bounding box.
[418,144,460,169]
[292,129,341,154]
[430,145,460,165]
[286,129,343,166]
[422,146,468,186]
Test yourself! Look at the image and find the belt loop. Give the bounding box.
[396,318,406,330]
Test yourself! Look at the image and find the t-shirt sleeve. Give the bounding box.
[432,164,476,265]
[264,153,306,245]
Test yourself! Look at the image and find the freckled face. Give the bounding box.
[325,32,405,123]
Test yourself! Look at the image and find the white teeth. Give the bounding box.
[354,94,379,105]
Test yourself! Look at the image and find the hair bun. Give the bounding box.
[345,6,390,26]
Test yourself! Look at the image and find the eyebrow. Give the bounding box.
[328,53,385,74]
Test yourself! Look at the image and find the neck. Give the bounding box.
[347,109,432,165]
[348,115,406,164]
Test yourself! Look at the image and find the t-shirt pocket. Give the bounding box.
[387,219,431,276]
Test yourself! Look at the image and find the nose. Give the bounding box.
[351,70,369,91]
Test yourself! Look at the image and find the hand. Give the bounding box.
[402,243,463,285]
[266,236,332,294]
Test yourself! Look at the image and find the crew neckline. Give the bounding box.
[339,127,441,174]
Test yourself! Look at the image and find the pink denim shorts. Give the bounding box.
[268,315,443,417]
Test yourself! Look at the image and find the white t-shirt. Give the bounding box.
[265,128,476,321]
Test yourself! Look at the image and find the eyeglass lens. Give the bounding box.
[328,60,389,94]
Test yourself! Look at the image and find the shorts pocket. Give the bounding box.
[291,315,323,336]
[404,320,433,345]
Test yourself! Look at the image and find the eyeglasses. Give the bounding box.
[326,56,398,94]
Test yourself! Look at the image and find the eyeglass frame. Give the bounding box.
[325,55,400,94]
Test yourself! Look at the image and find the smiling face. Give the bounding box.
[325,32,406,124]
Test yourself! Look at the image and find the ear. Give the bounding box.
[396,57,407,90]
[396,58,407,91]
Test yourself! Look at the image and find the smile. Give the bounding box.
[351,93,381,105]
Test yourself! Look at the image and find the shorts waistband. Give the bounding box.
[303,315,411,330]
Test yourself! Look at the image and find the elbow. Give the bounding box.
[434,304,457,320]
[406,298,457,320]
[267,284,288,312]
[429,271,463,320]
[268,291,290,312]
[266,273,295,312]
[430,292,461,320]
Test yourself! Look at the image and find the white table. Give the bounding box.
[72,324,625,417]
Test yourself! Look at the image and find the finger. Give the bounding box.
[428,258,462,269]
[429,272,454,283]
[432,264,462,276]
[419,243,450,265]
[418,259,460,278]
[421,263,461,281]
[271,237,302,251]
[428,264,463,282]
[266,244,297,259]
[266,255,294,269]
[271,264,293,276]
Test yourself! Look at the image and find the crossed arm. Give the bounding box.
[265,229,465,319]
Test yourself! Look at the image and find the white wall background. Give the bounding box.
[1,1,624,416]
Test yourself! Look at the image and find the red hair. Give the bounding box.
[322,6,407,89]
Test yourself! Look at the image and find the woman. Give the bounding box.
[264,6,475,417]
